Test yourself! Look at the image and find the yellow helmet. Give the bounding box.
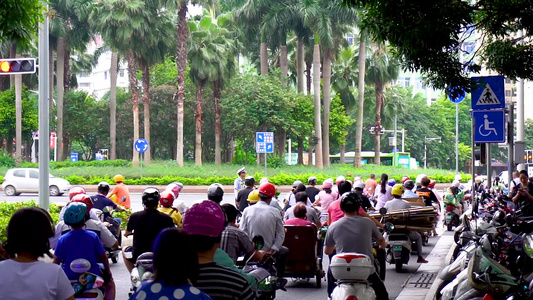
[247,190,260,203]
[391,184,405,197]
[113,174,125,183]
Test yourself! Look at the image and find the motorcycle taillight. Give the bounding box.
[345,296,358,300]
[446,205,454,212]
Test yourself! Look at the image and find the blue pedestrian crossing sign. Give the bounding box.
[256,132,274,153]
[473,110,506,143]
[471,76,505,110]
[134,138,149,153]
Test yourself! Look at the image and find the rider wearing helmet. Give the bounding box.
[353,181,373,211]
[107,175,131,209]
[91,181,124,220]
[183,200,255,299]
[53,202,116,299]
[69,186,86,200]
[313,179,338,210]
[60,188,99,222]
[240,182,288,289]
[401,176,410,184]
[383,186,429,264]
[165,182,183,199]
[402,180,418,198]
[158,191,182,227]
[324,191,389,299]
[207,183,225,204]
[236,177,255,211]
[123,188,174,272]
[306,176,320,203]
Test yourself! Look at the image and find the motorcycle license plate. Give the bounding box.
[446,214,453,219]
[393,245,402,251]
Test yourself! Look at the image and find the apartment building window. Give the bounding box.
[346,33,354,46]
[79,83,90,88]
[104,71,108,80]
[119,70,125,77]
[505,77,514,84]
[415,78,425,89]
[396,77,410,87]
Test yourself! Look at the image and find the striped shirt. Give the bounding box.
[220,225,254,263]
[196,263,256,300]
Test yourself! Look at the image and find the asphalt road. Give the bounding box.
[0,192,443,300]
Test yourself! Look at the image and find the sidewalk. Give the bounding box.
[395,228,455,300]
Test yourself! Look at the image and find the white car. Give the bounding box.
[2,168,71,196]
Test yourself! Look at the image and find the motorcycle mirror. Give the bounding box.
[252,235,264,250]
[70,258,91,274]
[385,222,395,232]
[379,207,388,216]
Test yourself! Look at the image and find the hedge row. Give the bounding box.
[0,200,132,244]
[19,159,131,169]
[62,172,471,186]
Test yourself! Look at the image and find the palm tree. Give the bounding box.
[188,14,235,166]
[366,42,400,165]
[354,30,368,168]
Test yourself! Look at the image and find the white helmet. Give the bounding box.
[455,174,462,181]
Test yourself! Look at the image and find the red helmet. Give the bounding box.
[159,191,175,207]
[71,194,94,212]
[429,180,436,189]
[401,176,410,184]
[258,183,276,198]
[69,187,86,200]
[166,182,182,199]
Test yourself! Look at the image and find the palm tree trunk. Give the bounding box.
[260,41,268,76]
[64,47,71,93]
[280,45,288,85]
[195,80,205,166]
[127,50,140,167]
[340,144,346,164]
[56,37,65,161]
[307,137,313,165]
[374,80,384,166]
[297,137,304,164]
[142,63,151,165]
[322,48,332,167]
[306,61,312,95]
[312,41,323,169]
[214,80,222,165]
[297,38,305,94]
[15,70,22,165]
[354,36,366,168]
[109,51,118,160]
[9,42,16,88]
[176,3,188,167]
[49,48,54,115]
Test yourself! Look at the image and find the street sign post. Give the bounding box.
[256,132,274,176]
[134,138,149,177]
[70,153,78,162]
[473,110,506,143]
[448,88,465,174]
[471,76,505,110]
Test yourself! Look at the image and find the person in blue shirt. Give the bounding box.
[54,202,115,300]
[91,182,125,217]
[402,180,419,198]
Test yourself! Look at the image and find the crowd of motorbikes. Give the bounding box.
[438,185,533,300]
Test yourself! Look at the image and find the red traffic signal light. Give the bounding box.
[0,58,36,75]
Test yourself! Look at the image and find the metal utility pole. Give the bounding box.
[393,114,398,167]
[38,5,50,210]
[508,102,514,186]
[456,103,459,174]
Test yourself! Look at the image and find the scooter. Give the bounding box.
[127,251,154,297]
[330,253,376,300]
[69,258,104,300]
[444,204,461,231]
[94,208,122,264]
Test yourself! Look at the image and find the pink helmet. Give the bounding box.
[322,180,333,189]
[259,177,270,184]
[183,200,225,237]
[401,176,410,184]
[166,182,183,199]
[336,176,346,184]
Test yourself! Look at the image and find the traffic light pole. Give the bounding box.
[487,144,492,189]
[38,5,50,210]
[507,103,514,187]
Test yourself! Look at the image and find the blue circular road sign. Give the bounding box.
[447,87,466,104]
[134,138,149,153]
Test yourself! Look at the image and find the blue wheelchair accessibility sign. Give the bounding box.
[473,110,506,143]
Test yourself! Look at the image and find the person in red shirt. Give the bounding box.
[285,204,316,230]
[364,173,378,200]
[107,174,131,209]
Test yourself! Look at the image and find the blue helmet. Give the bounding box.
[64,202,88,226]
[387,179,397,187]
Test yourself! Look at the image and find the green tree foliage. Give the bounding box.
[342,0,533,97]
[0,87,38,144]
[329,95,354,152]
[0,0,44,46]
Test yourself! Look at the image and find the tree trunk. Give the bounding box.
[322,48,332,167]
[297,137,304,165]
[307,137,313,166]
[260,42,268,76]
[340,144,346,164]
[176,3,188,167]
[280,45,288,86]
[9,42,16,88]
[214,80,222,165]
[49,47,54,115]
[6,137,13,156]
[374,80,384,166]
[312,42,323,169]
[109,51,118,160]
[354,36,366,168]
[195,80,205,166]
[142,62,151,165]
[127,50,140,167]
[56,37,65,161]
[64,47,71,92]
[306,61,312,95]
[279,129,286,158]
[297,38,305,94]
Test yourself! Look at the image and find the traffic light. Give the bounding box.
[480,143,487,165]
[0,58,36,75]
[525,150,533,164]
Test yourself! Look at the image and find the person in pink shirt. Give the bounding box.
[285,204,316,231]
[313,180,338,211]
[364,173,378,200]
[327,181,353,225]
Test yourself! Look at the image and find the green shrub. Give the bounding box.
[19,159,131,169]
[0,152,15,168]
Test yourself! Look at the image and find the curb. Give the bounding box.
[424,234,456,300]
